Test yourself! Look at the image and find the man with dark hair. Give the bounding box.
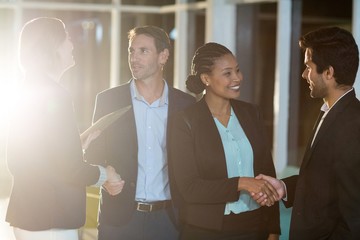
[254,26,360,239]
[85,25,195,240]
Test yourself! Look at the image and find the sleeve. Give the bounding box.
[6,85,100,187]
[46,89,100,186]
[83,92,109,165]
[92,165,108,187]
[281,175,298,208]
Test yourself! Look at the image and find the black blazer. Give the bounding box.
[283,90,360,239]
[6,73,100,231]
[168,97,280,233]
[85,81,195,227]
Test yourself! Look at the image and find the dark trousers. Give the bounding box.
[98,208,179,240]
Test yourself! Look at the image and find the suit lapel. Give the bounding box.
[197,98,229,176]
[197,98,224,142]
[167,87,178,116]
[231,100,258,154]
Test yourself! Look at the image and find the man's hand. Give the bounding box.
[238,177,279,206]
[251,174,286,206]
[103,166,125,196]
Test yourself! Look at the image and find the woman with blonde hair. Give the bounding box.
[6,17,123,240]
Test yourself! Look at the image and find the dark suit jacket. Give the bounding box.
[283,90,360,240]
[85,81,195,227]
[168,97,280,233]
[6,73,100,231]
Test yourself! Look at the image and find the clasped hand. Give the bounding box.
[81,128,124,196]
[103,166,125,196]
[238,177,279,207]
[250,174,286,206]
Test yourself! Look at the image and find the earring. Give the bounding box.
[205,82,209,86]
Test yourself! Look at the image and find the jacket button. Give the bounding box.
[130,182,136,188]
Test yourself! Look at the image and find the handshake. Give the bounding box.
[101,169,286,201]
[240,174,286,207]
[82,131,125,196]
[103,166,125,196]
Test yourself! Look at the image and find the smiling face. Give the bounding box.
[302,48,328,99]
[202,53,242,100]
[128,34,168,82]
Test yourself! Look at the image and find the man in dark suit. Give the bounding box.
[254,26,360,239]
[85,26,195,240]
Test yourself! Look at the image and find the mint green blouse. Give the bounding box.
[213,107,260,215]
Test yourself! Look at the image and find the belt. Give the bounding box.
[135,200,170,212]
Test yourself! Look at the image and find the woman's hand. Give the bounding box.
[237,177,279,206]
[268,234,279,240]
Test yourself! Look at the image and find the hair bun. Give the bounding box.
[186,75,205,94]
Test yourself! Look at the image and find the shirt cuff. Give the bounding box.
[280,180,288,201]
[92,165,107,187]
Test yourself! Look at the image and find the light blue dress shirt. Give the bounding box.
[213,107,260,214]
[130,79,171,202]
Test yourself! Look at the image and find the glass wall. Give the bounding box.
[0,0,356,187]
[0,1,357,239]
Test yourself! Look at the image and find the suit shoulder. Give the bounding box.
[170,87,195,101]
[95,84,131,108]
[231,99,259,111]
[93,83,131,121]
[97,83,129,99]
[180,100,206,121]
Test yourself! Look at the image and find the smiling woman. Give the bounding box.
[168,42,280,240]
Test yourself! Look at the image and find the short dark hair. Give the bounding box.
[128,25,171,53]
[186,42,233,94]
[299,26,359,86]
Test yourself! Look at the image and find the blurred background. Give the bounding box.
[0,0,358,239]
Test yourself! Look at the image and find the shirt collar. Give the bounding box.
[130,79,168,106]
[320,87,353,113]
